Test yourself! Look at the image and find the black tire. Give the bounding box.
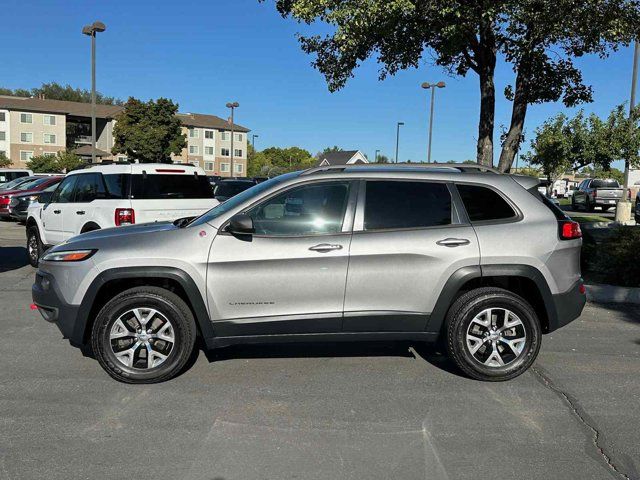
[26,226,42,267]
[570,196,577,211]
[445,287,541,382]
[91,286,197,384]
[601,206,610,212]
[586,198,595,212]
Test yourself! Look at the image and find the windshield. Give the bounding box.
[1,177,35,190]
[188,172,299,227]
[17,177,52,190]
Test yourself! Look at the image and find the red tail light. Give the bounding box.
[560,220,582,240]
[0,196,10,206]
[115,208,135,226]
[592,190,597,198]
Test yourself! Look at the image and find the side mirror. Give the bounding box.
[227,213,254,235]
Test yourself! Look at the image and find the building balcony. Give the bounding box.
[74,135,92,145]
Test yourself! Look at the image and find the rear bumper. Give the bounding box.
[32,271,84,346]
[548,279,586,332]
[594,199,619,205]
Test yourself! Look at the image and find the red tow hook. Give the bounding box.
[30,303,38,310]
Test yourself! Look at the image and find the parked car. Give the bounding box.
[0,175,40,193]
[0,176,62,219]
[31,164,586,383]
[0,168,33,187]
[635,190,640,224]
[25,163,218,266]
[8,179,63,222]
[571,178,623,211]
[213,178,257,202]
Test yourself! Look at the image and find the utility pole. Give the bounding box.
[375,149,380,163]
[395,122,404,163]
[615,41,639,224]
[421,82,446,163]
[82,21,106,164]
[226,102,239,177]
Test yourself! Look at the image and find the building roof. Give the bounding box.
[316,150,362,166]
[176,112,250,132]
[0,95,250,132]
[0,95,122,119]
[72,145,112,157]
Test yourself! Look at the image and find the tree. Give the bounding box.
[582,166,625,184]
[248,146,316,176]
[264,0,640,170]
[0,82,122,105]
[0,152,11,168]
[375,154,390,164]
[112,97,186,163]
[27,151,85,173]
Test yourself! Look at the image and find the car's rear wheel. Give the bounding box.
[446,287,541,381]
[91,286,196,384]
[26,226,42,267]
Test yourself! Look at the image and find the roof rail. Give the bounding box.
[301,163,501,176]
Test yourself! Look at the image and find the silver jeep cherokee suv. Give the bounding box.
[32,164,586,383]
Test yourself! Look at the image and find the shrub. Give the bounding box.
[582,226,640,287]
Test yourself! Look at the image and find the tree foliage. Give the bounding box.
[248,146,316,177]
[27,151,85,173]
[316,145,343,159]
[0,152,11,168]
[112,98,186,163]
[523,105,640,189]
[0,82,122,105]
[264,0,640,169]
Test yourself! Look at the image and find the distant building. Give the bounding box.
[316,150,368,167]
[0,95,250,177]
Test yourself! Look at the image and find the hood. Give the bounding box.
[63,221,177,246]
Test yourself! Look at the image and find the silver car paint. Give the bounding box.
[40,169,580,325]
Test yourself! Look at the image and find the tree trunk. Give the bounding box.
[477,69,496,167]
[498,70,529,172]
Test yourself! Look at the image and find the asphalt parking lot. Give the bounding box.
[1,221,639,480]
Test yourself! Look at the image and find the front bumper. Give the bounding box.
[548,279,586,332]
[32,271,85,346]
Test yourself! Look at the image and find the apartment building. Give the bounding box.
[0,95,249,177]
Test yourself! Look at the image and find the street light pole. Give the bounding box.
[375,149,380,163]
[421,82,446,163]
[226,102,239,177]
[252,134,259,152]
[616,41,639,224]
[395,122,404,163]
[82,21,106,165]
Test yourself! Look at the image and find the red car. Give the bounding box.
[0,176,63,219]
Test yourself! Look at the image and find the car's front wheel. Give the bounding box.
[26,226,42,267]
[446,287,541,381]
[91,286,196,383]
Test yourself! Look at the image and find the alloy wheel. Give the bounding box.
[465,308,527,367]
[109,307,175,369]
[28,234,38,264]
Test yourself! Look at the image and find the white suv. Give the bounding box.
[26,163,218,266]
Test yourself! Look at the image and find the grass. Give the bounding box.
[558,197,571,206]
[572,215,611,224]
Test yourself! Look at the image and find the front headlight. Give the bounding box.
[41,249,97,262]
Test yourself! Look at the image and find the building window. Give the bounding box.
[204,146,215,156]
[0,112,5,121]
[205,161,214,171]
[44,133,56,144]
[43,152,56,157]
[189,145,199,155]
[235,164,243,173]
[43,115,56,126]
[220,163,230,172]
[0,131,5,141]
[0,150,5,157]
[20,132,33,143]
[221,148,230,156]
[235,133,242,141]
[189,128,199,138]
[204,130,214,139]
[234,149,243,157]
[20,113,33,124]
[20,151,34,161]
[220,132,229,141]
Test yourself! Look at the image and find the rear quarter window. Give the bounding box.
[590,179,620,188]
[130,174,213,199]
[456,184,517,222]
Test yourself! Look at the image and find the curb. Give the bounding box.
[586,283,640,305]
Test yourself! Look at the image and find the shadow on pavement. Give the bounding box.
[0,246,28,272]
[594,302,640,326]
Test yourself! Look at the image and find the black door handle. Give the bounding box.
[53,210,61,214]
[76,211,85,215]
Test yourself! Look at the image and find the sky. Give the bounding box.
[1,0,637,170]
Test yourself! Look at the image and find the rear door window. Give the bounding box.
[103,174,129,199]
[130,174,213,199]
[456,184,517,222]
[364,181,451,230]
